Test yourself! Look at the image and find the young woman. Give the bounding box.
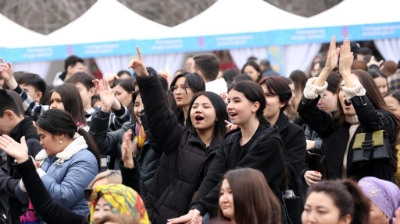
[241,61,262,83]
[128,47,229,223]
[169,71,205,126]
[259,76,306,222]
[49,84,88,127]
[302,72,340,187]
[359,176,400,224]
[368,69,388,97]
[298,37,399,181]
[302,180,370,224]
[218,168,281,224]
[0,127,141,224]
[169,79,286,223]
[0,110,99,220]
[113,77,135,109]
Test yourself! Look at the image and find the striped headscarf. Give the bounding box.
[89,184,149,224]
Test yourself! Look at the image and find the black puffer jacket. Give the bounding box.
[89,112,161,201]
[136,70,219,224]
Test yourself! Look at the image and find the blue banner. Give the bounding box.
[2,21,400,63]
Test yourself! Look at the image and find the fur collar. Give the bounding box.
[35,133,88,166]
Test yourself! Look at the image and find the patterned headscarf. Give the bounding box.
[89,184,149,224]
[359,177,400,222]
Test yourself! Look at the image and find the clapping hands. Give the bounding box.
[0,135,29,164]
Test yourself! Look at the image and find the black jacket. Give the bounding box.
[0,118,41,224]
[89,112,161,201]
[190,124,285,217]
[275,112,306,185]
[298,95,398,181]
[11,158,140,224]
[136,71,219,224]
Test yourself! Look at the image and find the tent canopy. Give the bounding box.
[163,0,307,38]
[304,0,400,28]
[0,13,44,48]
[43,0,171,46]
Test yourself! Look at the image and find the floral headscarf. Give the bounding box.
[89,184,149,224]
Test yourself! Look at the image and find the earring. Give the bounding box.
[59,140,62,144]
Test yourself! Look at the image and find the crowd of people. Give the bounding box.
[0,36,400,224]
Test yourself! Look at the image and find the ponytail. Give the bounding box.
[307,179,370,224]
[342,180,370,224]
[78,128,101,171]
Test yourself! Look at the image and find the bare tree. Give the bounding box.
[0,0,341,35]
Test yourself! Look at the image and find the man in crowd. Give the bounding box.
[260,59,279,77]
[0,90,42,224]
[191,53,227,95]
[53,55,85,86]
[15,72,47,104]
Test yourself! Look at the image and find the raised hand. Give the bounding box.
[324,36,340,71]
[225,120,240,132]
[0,59,14,82]
[121,129,134,169]
[0,136,29,163]
[93,79,115,112]
[127,47,148,77]
[338,39,354,78]
[367,56,383,68]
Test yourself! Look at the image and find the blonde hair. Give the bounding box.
[87,170,122,188]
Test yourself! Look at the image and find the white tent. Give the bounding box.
[44,0,171,45]
[20,0,184,79]
[301,0,400,62]
[0,13,44,48]
[0,13,52,77]
[161,0,322,76]
[305,0,400,28]
[164,0,305,37]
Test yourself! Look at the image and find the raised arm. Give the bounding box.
[0,59,48,121]
[298,36,339,138]
[128,47,185,154]
[339,39,397,133]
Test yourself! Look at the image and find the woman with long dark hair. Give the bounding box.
[218,168,281,224]
[298,37,399,181]
[169,72,206,126]
[0,109,100,220]
[127,47,229,223]
[241,61,262,83]
[170,79,286,223]
[259,76,306,223]
[302,179,370,224]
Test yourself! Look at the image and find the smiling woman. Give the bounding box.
[298,37,399,182]
[128,47,228,223]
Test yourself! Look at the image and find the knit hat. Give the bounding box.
[89,184,149,224]
[359,177,400,221]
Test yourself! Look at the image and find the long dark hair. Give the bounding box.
[325,71,341,94]
[186,92,229,142]
[218,168,281,224]
[258,76,292,112]
[333,69,399,129]
[51,83,87,126]
[241,61,262,83]
[306,179,370,224]
[36,109,100,171]
[228,81,269,126]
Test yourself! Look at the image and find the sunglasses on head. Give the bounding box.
[84,188,102,202]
